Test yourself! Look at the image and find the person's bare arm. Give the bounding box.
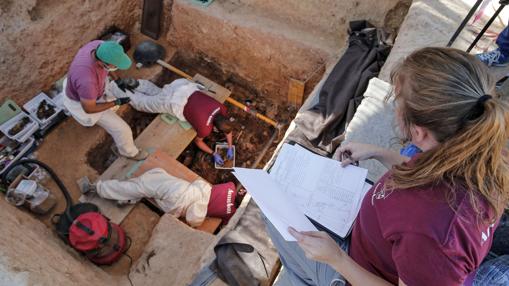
[80,99,116,114]
[337,142,409,169]
[225,132,233,148]
[194,137,214,154]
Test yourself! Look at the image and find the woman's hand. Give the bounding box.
[288,227,346,266]
[335,142,382,167]
[289,227,396,286]
[335,142,409,169]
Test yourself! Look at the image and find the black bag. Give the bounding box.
[289,20,391,156]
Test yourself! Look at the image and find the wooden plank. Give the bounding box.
[133,149,199,181]
[80,74,231,224]
[287,78,305,107]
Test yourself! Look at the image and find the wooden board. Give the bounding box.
[287,78,305,107]
[141,0,163,40]
[80,74,231,224]
[132,149,199,181]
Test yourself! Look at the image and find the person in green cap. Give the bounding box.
[63,40,148,160]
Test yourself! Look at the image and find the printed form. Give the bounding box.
[233,143,370,240]
[269,144,370,237]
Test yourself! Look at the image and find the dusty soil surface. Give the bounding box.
[0,0,140,105]
[154,51,305,185]
[33,111,161,277]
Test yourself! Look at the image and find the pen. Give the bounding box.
[340,151,359,166]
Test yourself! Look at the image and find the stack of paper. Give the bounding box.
[233,143,371,240]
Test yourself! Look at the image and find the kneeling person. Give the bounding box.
[64,40,147,160]
[184,91,234,166]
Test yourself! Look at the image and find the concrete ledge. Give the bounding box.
[129,215,215,286]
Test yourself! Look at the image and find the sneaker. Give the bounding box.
[129,149,149,161]
[476,49,509,67]
[77,176,97,195]
[111,145,149,161]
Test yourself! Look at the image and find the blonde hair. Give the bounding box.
[389,47,509,221]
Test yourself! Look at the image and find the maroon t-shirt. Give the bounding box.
[349,171,498,286]
[183,91,227,138]
[66,40,107,102]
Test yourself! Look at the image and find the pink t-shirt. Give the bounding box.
[183,91,227,138]
[66,40,107,102]
[349,171,498,286]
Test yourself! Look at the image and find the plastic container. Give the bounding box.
[214,144,235,170]
[23,92,62,127]
[0,112,39,142]
[0,100,22,125]
[0,137,36,174]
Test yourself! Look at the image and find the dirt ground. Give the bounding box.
[31,110,161,277]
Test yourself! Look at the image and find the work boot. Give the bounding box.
[476,49,509,67]
[77,176,97,195]
[111,145,149,161]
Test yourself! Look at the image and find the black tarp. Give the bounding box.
[288,20,391,156]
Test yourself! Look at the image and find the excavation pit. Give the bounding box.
[0,0,413,283]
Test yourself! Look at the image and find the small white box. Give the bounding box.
[23,92,62,127]
[214,144,235,170]
[0,112,39,142]
[0,137,36,174]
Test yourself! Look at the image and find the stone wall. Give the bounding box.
[0,199,119,286]
[0,0,140,105]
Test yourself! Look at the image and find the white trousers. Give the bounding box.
[128,79,199,121]
[63,79,138,157]
[96,168,211,226]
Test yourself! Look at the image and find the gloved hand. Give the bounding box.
[213,152,224,165]
[114,97,131,106]
[227,147,234,160]
[115,78,140,93]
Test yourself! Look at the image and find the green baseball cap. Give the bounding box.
[96,41,132,70]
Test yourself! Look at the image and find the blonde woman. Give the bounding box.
[266,47,509,286]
